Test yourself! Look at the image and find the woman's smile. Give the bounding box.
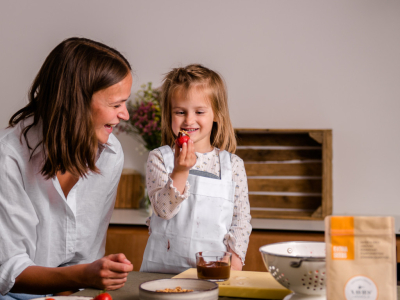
[91,74,132,144]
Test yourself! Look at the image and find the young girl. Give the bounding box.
[140,64,252,274]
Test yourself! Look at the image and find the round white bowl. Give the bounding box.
[260,241,326,300]
[139,278,219,300]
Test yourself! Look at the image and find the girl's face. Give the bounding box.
[171,87,216,153]
[91,73,132,144]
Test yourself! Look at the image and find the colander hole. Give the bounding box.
[276,268,279,272]
[309,271,312,274]
[302,279,304,281]
[320,288,323,290]
[315,276,318,278]
[285,279,288,282]
[303,284,305,286]
[322,272,325,275]
[313,288,316,291]
[281,273,284,276]
[315,270,319,273]
[304,274,307,277]
[307,287,310,289]
[321,278,324,281]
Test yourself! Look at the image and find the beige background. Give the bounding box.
[0,0,399,218]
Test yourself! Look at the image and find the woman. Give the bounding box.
[0,37,133,298]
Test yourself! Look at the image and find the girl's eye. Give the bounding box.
[196,111,204,115]
[114,105,121,108]
[175,111,184,115]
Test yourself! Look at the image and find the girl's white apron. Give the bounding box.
[140,146,235,274]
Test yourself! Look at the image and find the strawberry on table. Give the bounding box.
[93,292,112,300]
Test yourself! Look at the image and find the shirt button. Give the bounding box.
[69,248,74,253]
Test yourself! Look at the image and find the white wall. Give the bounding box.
[1,0,399,217]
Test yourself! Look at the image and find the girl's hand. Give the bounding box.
[174,139,196,173]
[229,248,243,271]
[170,139,196,194]
[83,253,133,290]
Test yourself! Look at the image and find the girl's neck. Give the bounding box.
[194,144,214,153]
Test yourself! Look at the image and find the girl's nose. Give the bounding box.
[118,105,130,121]
[185,112,195,125]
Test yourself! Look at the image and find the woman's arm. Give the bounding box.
[11,254,133,294]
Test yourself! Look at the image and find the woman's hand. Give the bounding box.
[83,253,133,290]
[170,140,196,194]
[12,253,133,294]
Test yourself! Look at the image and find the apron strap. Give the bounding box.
[189,169,220,179]
[158,145,175,174]
[219,150,232,181]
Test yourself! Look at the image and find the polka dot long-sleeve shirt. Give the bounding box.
[146,147,252,263]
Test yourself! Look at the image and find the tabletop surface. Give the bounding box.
[73,271,270,300]
[73,271,400,300]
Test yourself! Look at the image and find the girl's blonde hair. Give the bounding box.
[160,64,236,153]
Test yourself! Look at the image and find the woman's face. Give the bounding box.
[91,73,132,144]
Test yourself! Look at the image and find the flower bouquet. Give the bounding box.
[118,82,162,151]
[118,82,161,212]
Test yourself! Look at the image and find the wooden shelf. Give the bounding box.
[235,129,332,220]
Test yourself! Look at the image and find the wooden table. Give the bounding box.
[73,271,261,300]
[74,271,400,300]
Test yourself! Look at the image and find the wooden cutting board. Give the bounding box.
[173,268,292,299]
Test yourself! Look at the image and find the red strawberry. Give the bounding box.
[177,130,190,148]
[93,292,112,300]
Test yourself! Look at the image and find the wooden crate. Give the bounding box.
[235,129,332,220]
[115,169,144,209]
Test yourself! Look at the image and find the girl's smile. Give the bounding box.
[171,86,216,153]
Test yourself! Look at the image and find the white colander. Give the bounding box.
[259,241,326,300]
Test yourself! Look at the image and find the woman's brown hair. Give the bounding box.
[160,64,236,153]
[9,37,131,179]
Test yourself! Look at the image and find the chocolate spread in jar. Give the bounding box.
[197,261,230,280]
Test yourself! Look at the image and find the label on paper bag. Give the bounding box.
[345,276,378,300]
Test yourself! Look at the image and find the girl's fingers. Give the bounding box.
[187,139,194,154]
[180,142,188,161]
[174,140,181,158]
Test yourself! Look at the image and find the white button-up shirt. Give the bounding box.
[0,119,124,295]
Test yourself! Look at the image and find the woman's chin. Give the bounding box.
[96,133,109,144]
